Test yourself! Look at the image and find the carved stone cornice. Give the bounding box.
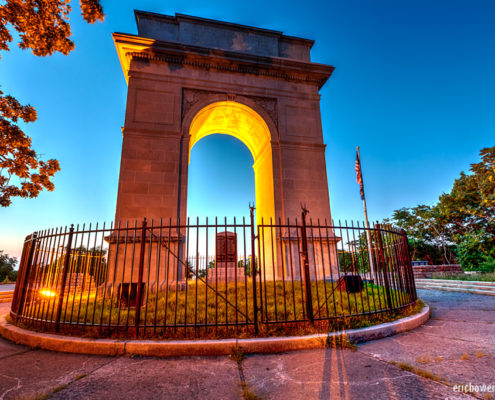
[113,33,334,89]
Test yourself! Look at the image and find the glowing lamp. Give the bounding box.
[39,289,57,298]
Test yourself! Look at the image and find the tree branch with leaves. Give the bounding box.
[0,88,61,206]
[0,0,104,206]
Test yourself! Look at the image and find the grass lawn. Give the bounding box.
[14,280,418,339]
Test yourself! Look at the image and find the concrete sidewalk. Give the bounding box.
[1,290,493,399]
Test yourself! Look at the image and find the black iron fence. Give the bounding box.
[10,208,417,338]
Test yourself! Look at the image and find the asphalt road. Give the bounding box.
[0,285,14,293]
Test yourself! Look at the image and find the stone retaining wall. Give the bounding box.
[413,264,463,279]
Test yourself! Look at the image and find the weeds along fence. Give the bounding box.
[10,209,417,338]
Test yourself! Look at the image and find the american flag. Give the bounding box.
[355,148,365,200]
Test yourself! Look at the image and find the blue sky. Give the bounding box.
[1,0,494,259]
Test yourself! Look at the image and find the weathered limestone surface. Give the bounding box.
[134,11,313,61]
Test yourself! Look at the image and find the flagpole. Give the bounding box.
[356,146,375,277]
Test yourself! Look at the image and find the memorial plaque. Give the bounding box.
[213,231,244,282]
[216,231,237,263]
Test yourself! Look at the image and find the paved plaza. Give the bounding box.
[1,289,494,399]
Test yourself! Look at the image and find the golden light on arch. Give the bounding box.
[189,101,275,223]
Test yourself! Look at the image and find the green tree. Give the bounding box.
[386,205,456,264]
[386,146,495,269]
[0,0,104,206]
[455,231,494,271]
[0,250,17,281]
[437,146,495,237]
[438,146,495,270]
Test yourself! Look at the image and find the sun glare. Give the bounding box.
[39,289,57,298]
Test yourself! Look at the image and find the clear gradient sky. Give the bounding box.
[1,0,494,260]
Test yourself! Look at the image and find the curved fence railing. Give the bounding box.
[10,210,417,339]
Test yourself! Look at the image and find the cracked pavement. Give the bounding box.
[1,289,494,399]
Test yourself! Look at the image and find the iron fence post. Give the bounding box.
[401,229,417,301]
[14,233,38,321]
[250,205,259,335]
[375,224,393,310]
[55,225,74,333]
[301,207,314,324]
[11,237,27,315]
[135,218,147,338]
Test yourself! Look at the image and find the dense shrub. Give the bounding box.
[0,251,17,282]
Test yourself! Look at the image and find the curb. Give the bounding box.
[415,280,495,296]
[416,286,495,296]
[416,279,495,286]
[0,305,430,357]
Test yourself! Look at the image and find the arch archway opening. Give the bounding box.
[187,134,255,219]
[188,101,276,225]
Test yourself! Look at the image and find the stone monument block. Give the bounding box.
[212,231,245,282]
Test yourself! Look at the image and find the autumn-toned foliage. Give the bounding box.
[0,0,104,57]
[0,88,61,206]
[0,0,104,206]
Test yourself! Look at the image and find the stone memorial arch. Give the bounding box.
[110,11,338,284]
[113,10,334,225]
